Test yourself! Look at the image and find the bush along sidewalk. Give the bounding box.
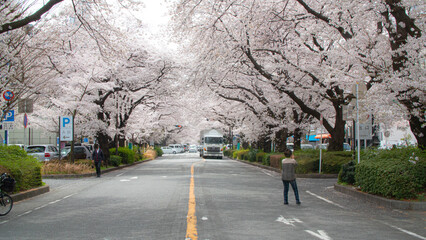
[338,147,425,201]
[226,148,351,175]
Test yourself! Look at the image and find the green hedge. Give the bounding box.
[109,147,135,165]
[294,150,352,174]
[355,148,425,199]
[0,145,42,192]
[233,149,249,160]
[154,146,163,157]
[109,155,122,167]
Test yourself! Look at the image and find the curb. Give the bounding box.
[233,158,338,178]
[334,184,426,211]
[10,185,50,203]
[42,159,153,179]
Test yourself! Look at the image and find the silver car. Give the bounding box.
[26,145,59,162]
[161,146,177,154]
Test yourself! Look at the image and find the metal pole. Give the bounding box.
[356,83,360,163]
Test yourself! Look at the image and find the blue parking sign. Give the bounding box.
[4,110,14,122]
[60,116,73,141]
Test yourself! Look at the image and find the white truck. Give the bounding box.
[200,129,224,159]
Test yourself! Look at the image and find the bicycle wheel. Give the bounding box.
[0,193,13,216]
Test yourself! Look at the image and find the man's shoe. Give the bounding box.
[284,202,288,205]
[296,201,301,205]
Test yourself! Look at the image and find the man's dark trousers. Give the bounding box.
[282,180,300,203]
[95,161,101,177]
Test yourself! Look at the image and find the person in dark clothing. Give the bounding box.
[92,143,104,177]
[281,149,301,205]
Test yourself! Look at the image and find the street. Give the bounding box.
[1,153,425,240]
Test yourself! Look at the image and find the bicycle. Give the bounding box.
[0,173,15,216]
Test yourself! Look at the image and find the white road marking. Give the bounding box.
[201,216,208,221]
[261,169,275,177]
[305,230,332,240]
[17,210,33,217]
[306,191,345,209]
[120,179,130,182]
[0,220,9,225]
[276,215,303,226]
[116,173,125,177]
[130,177,138,180]
[49,200,61,204]
[63,194,76,199]
[383,223,426,240]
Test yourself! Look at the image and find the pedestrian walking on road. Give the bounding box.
[282,149,301,205]
[92,143,104,178]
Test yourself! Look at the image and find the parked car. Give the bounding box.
[169,144,184,153]
[26,145,59,162]
[286,143,294,151]
[301,144,314,150]
[161,146,177,154]
[316,143,328,150]
[189,145,198,153]
[343,143,351,151]
[61,146,92,160]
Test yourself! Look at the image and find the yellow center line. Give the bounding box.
[186,159,205,240]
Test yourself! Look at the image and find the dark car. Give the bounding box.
[61,146,92,160]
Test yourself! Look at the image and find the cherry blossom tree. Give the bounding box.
[172,0,425,150]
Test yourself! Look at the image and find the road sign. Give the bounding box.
[24,113,28,128]
[3,90,14,101]
[18,99,34,113]
[2,122,14,130]
[4,110,14,122]
[60,116,73,141]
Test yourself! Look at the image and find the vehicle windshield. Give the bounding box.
[61,148,71,155]
[26,146,46,153]
[205,137,223,144]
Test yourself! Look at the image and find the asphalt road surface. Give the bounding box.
[1,153,425,240]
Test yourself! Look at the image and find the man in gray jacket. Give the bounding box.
[282,149,301,205]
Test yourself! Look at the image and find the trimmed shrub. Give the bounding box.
[294,150,352,174]
[109,155,122,167]
[355,148,425,199]
[154,146,163,157]
[0,145,42,192]
[256,152,267,163]
[338,161,356,184]
[223,149,234,157]
[246,149,258,162]
[233,149,249,160]
[270,155,285,169]
[109,147,135,164]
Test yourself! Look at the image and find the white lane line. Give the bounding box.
[261,169,275,177]
[116,173,125,177]
[120,179,130,182]
[384,223,426,240]
[130,177,138,180]
[306,191,345,209]
[17,210,33,217]
[0,220,9,225]
[63,194,76,199]
[48,199,61,205]
[34,204,48,210]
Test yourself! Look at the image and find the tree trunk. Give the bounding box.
[293,129,302,151]
[409,115,426,150]
[275,128,288,152]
